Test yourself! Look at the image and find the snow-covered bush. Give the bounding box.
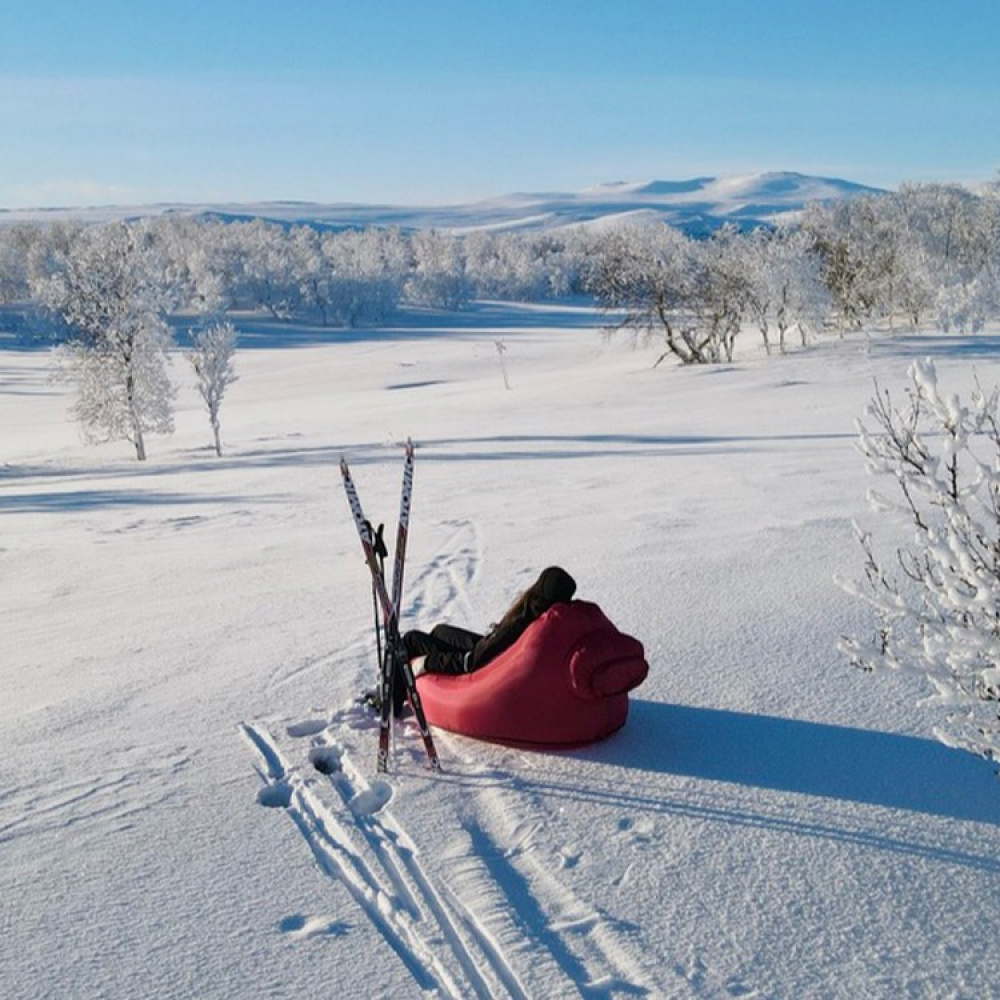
[838,359,1000,764]
[188,321,239,456]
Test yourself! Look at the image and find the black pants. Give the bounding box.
[402,624,484,675]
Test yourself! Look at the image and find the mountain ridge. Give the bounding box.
[0,170,884,235]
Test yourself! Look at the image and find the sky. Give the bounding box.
[2,0,999,209]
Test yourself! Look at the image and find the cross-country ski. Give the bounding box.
[340,441,440,772]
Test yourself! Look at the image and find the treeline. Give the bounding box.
[0,216,591,334]
[804,182,1000,333]
[0,178,997,358]
[3,179,998,460]
[584,182,1000,364]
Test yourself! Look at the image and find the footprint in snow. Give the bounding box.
[309,746,344,775]
[558,844,582,869]
[617,815,656,846]
[278,914,350,940]
[348,780,393,816]
[286,719,327,738]
[725,980,760,997]
[257,781,293,808]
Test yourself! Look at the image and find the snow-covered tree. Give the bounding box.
[24,221,84,296]
[690,224,753,363]
[744,226,830,353]
[804,183,1000,333]
[154,216,233,318]
[804,196,891,330]
[838,359,1000,764]
[463,231,581,301]
[188,320,239,456]
[405,230,469,309]
[587,221,751,366]
[0,224,39,303]
[318,228,407,326]
[586,222,703,365]
[236,220,303,320]
[41,221,175,460]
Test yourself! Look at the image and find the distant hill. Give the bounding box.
[0,171,884,235]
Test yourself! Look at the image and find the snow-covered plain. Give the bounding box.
[3,301,1000,1000]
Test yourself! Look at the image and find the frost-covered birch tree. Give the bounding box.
[838,359,1000,764]
[188,321,239,456]
[587,222,753,366]
[744,227,830,354]
[40,221,175,461]
[585,222,707,365]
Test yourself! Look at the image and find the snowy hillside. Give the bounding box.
[3,303,999,999]
[0,171,881,235]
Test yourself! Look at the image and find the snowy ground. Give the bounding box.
[3,301,1000,1000]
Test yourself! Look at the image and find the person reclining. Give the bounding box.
[392,566,577,713]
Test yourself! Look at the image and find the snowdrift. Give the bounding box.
[416,600,649,747]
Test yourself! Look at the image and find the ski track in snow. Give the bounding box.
[407,518,484,626]
[0,748,192,848]
[444,776,662,998]
[264,632,370,695]
[240,719,531,999]
[407,517,670,994]
[452,755,770,999]
[240,712,689,999]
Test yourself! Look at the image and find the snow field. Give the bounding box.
[3,303,1000,999]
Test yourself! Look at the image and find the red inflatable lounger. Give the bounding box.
[415,600,649,748]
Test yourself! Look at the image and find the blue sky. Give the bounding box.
[2,1,999,208]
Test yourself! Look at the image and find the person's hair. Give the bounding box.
[493,566,576,632]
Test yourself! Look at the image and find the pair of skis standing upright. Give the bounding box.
[340,440,440,772]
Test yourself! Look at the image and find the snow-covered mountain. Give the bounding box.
[0,171,883,234]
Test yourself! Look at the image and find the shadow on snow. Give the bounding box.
[171,301,606,350]
[595,701,1000,828]
[420,432,854,459]
[867,334,1000,362]
[0,488,281,513]
[1,431,854,490]
[501,701,1000,872]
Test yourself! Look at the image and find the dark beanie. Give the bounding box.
[538,566,576,604]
